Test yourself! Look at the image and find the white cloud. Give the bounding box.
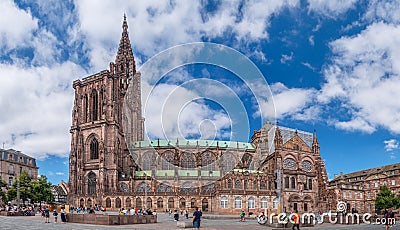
[307,0,358,17]
[0,62,86,160]
[301,62,316,71]
[0,0,38,50]
[384,139,399,152]
[364,0,400,24]
[281,52,294,64]
[266,82,316,119]
[319,22,400,133]
[56,172,65,176]
[73,1,300,70]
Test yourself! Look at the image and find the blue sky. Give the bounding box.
[1,0,400,184]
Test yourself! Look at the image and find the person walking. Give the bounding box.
[292,209,300,230]
[174,209,179,221]
[53,209,58,223]
[61,208,67,223]
[44,206,50,223]
[193,207,202,230]
[240,210,245,221]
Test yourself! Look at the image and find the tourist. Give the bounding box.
[44,206,50,223]
[192,207,202,230]
[61,208,67,223]
[389,208,395,228]
[174,210,179,221]
[53,209,58,223]
[184,209,189,219]
[292,209,300,230]
[168,209,172,216]
[240,210,245,221]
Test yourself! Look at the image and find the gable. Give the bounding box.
[283,135,312,152]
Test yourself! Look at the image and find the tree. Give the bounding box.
[0,176,7,202]
[31,175,54,207]
[6,171,33,204]
[375,185,395,210]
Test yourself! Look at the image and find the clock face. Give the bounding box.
[283,158,297,170]
[301,160,313,172]
[119,182,129,192]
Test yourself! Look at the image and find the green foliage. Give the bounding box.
[6,171,32,203]
[375,185,396,210]
[5,172,54,205]
[31,175,54,204]
[0,176,7,202]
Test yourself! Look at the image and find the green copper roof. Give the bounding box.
[131,139,255,150]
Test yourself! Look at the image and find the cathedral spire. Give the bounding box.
[115,14,135,73]
[312,129,320,155]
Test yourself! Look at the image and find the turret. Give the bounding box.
[312,129,320,155]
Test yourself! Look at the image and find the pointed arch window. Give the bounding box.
[234,179,241,189]
[137,182,151,193]
[181,152,195,168]
[260,180,266,190]
[162,151,174,170]
[202,151,215,171]
[88,172,96,194]
[142,154,152,170]
[227,179,232,189]
[83,94,88,122]
[91,90,98,121]
[90,138,99,160]
[221,153,236,172]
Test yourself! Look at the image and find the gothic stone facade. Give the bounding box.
[68,17,329,215]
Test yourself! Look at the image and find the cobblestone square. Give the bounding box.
[0,214,397,230]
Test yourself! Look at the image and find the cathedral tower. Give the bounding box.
[68,16,144,207]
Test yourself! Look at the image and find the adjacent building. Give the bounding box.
[327,163,400,214]
[67,16,329,214]
[0,148,39,187]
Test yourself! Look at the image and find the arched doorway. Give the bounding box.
[157,197,163,209]
[115,197,121,208]
[168,197,174,209]
[126,197,131,208]
[191,198,196,208]
[179,198,186,209]
[105,197,111,208]
[136,197,142,209]
[146,197,152,209]
[202,198,208,211]
[80,198,84,208]
[87,198,92,207]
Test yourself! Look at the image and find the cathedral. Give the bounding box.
[67,16,329,215]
